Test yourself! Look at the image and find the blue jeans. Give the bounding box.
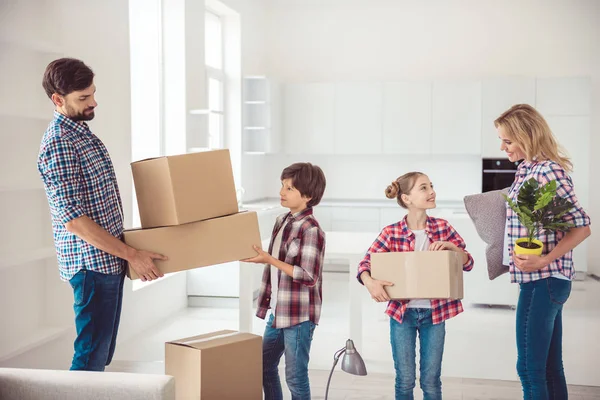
[262,314,316,400]
[68,269,125,371]
[517,278,571,400]
[390,309,446,400]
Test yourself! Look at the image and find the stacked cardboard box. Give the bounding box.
[124,149,262,279]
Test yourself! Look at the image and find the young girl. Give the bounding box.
[495,104,591,399]
[357,172,474,400]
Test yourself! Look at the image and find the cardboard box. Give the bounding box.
[132,149,238,228]
[371,251,464,300]
[166,330,262,400]
[124,211,261,280]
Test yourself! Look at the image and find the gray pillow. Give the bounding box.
[463,188,510,280]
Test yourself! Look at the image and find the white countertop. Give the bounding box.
[242,197,466,211]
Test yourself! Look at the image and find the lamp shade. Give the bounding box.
[340,339,367,376]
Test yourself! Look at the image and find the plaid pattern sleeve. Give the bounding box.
[356,228,392,284]
[38,111,126,281]
[445,224,474,271]
[38,135,86,225]
[292,225,325,287]
[357,216,473,325]
[506,161,591,283]
[256,208,326,329]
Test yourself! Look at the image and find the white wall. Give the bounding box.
[589,0,600,276]
[256,0,599,267]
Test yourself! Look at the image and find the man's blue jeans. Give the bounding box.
[68,269,124,371]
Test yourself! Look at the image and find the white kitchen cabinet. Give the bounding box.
[382,82,432,154]
[283,83,335,154]
[331,206,380,232]
[431,81,482,155]
[481,77,536,159]
[334,83,382,154]
[312,206,332,231]
[379,207,408,230]
[545,116,590,204]
[536,77,591,116]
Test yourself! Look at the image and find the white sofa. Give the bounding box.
[0,368,175,400]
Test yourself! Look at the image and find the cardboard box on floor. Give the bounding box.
[371,251,464,300]
[132,149,239,229]
[166,330,262,400]
[123,211,261,280]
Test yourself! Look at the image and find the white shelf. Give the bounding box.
[0,325,71,362]
[0,246,56,270]
[244,127,267,130]
[244,101,267,105]
[243,151,266,155]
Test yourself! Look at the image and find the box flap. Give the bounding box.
[167,330,259,350]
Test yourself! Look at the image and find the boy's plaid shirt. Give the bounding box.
[506,160,590,283]
[38,111,126,281]
[256,207,325,329]
[357,216,474,325]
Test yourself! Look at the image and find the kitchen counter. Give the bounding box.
[242,197,466,211]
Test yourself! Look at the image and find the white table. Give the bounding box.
[239,231,377,351]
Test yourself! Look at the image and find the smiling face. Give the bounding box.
[497,124,526,162]
[401,174,436,211]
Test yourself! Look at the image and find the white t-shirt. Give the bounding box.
[269,220,289,310]
[407,230,432,309]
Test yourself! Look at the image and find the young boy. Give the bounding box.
[244,162,326,400]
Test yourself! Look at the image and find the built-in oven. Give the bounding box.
[482,158,521,192]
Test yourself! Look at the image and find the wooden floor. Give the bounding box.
[307,369,600,400]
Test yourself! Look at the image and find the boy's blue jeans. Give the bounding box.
[262,313,316,400]
[68,269,125,371]
[390,309,446,400]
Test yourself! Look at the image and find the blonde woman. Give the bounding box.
[496,104,591,399]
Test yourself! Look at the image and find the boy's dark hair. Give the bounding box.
[42,58,95,99]
[280,163,326,208]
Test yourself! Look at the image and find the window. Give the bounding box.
[205,10,225,150]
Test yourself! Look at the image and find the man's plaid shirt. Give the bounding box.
[38,111,125,281]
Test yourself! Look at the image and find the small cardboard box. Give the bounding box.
[132,149,238,228]
[123,211,261,280]
[166,330,262,400]
[371,251,464,300]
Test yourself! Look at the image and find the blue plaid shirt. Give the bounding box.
[38,111,126,281]
[506,160,591,283]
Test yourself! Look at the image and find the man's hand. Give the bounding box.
[242,245,273,265]
[128,250,167,282]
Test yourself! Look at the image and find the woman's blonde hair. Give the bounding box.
[494,104,572,172]
[385,172,425,209]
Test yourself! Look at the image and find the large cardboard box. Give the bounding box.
[123,211,261,280]
[371,251,464,300]
[132,149,238,228]
[166,330,262,400]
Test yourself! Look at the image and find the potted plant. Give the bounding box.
[503,178,575,256]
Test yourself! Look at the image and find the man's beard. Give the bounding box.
[65,104,95,121]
